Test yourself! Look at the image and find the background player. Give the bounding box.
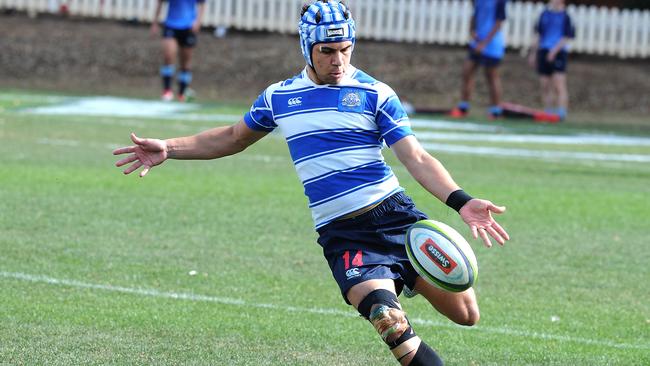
[528,0,575,120]
[451,0,508,119]
[150,0,205,102]
[115,1,509,364]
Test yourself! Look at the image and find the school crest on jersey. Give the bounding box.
[338,88,366,113]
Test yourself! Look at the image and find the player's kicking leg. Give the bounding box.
[348,279,444,366]
[414,276,480,326]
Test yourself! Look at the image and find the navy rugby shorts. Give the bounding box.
[316,191,428,304]
[162,26,197,48]
[468,48,502,67]
[537,49,568,76]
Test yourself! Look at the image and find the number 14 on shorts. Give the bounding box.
[342,250,364,269]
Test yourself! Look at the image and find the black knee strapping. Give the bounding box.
[410,341,444,366]
[388,323,416,349]
[357,289,400,319]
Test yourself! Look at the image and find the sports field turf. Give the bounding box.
[1,91,648,365]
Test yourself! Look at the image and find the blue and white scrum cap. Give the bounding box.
[298,0,356,67]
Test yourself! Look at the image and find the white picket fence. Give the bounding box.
[3,0,649,58]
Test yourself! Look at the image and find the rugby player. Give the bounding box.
[115,1,510,364]
[528,0,575,120]
[150,0,205,102]
[451,0,508,119]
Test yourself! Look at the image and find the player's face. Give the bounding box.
[310,41,353,85]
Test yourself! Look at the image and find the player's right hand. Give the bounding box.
[113,133,168,177]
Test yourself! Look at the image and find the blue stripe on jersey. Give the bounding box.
[244,90,276,132]
[287,127,376,142]
[376,96,413,145]
[288,129,382,163]
[302,159,384,186]
[304,162,393,207]
[305,172,395,208]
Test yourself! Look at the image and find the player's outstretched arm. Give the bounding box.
[113,119,267,177]
[391,135,509,247]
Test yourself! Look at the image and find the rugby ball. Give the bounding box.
[405,220,478,292]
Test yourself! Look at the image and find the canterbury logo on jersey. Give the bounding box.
[288,97,303,107]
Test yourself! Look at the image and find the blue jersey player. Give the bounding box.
[452,0,508,119]
[528,0,575,120]
[114,1,510,365]
[150,0,205,102]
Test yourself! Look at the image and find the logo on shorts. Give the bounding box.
[287,97,302,107]
[345,268,361,279]
[326,27,345,38]
[420,239,457,274]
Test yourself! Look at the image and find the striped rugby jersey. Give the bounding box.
[243,66,413,229]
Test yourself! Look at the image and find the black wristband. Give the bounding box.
[445,189,473,212]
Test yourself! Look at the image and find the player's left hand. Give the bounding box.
[459,199,509,248]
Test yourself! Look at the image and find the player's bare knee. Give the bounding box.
[451,306,480,326]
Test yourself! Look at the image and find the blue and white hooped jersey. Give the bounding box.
[244,66,413,229]
[163,0,204,30]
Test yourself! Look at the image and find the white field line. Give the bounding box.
[23,110,241,124]
[34,138,289,164]
[410,119,503,132]
[421,142,650,163]
[0,94,68,103]
[34,137,650,165]
[416,131,650,146]
[1,271,647,351]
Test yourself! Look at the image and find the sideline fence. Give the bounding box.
[3,0,649,58]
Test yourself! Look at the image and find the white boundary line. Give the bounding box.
[417,131,650,146]
[421,142,650,163]
[1,271,647,351]
[33,137,650,165]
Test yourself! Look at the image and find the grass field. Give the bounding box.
[1,90,649,365]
